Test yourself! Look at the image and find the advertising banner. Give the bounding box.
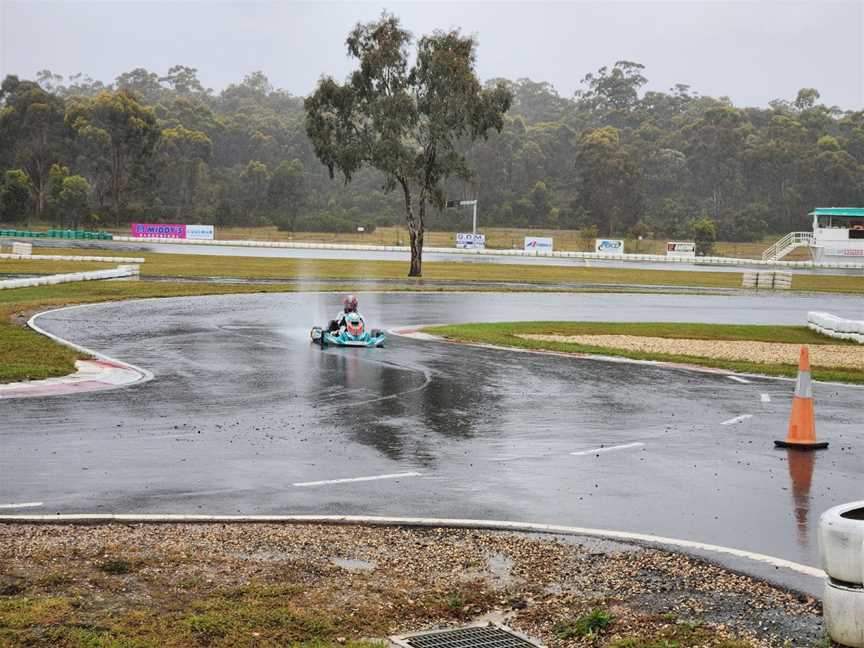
[666,241,696,258]
[826,248,864,257]
[186,224,215,240]
[524,236,554,252]
[595,239,624,255]
[456,233,486,249]
[130,223,215,240]
[131,223,186,238]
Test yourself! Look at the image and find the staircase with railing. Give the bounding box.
[762,232,814,261]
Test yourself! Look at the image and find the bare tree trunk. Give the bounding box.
[112,147,122,228]
[400,179,424,277]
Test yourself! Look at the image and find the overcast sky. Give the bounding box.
[1,1,862,109]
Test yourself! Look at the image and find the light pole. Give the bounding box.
[447,199,478,234]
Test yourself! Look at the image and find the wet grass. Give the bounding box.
[0,259,111,275]
[554,608,616,640]
[21,244,864,292]
[24,246,746,288]
[425,321,864,384]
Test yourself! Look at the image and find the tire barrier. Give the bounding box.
[0,264,139,290]
[819,501,864,647]
[11,242,32,256]
[0,229,112,240]
[807,312,864,344]
[742,271,792,289]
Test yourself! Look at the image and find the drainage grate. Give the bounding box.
[392,624,543,648]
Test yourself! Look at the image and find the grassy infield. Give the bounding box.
[1,246,863,383]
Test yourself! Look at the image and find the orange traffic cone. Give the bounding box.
[775,346,828,450]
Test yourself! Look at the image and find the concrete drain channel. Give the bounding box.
[391,624,543,648]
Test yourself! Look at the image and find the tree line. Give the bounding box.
[1,57,863,242]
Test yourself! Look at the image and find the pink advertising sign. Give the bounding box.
[131,223,186,238]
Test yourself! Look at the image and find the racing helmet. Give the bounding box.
[343,295,358,312]
[345,311,364,336]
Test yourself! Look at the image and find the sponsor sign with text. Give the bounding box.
[130,223,215,240]
[524,236,554,252]
[131,223,186,238]
[595,239,624,255]
[666,241,696,258]
[456,233,486,249]
[185,224,215,240]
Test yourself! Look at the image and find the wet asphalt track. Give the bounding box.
[2,291,863,570]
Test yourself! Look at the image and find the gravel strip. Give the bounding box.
[519,334,864,369]
[0,523,822,647]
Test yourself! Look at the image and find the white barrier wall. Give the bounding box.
[0,265,140,290]
[808,311,864,344]
[0,253,145,263]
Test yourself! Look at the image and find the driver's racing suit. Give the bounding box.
[329,309,364,332]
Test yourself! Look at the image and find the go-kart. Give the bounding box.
[310,312,386,348]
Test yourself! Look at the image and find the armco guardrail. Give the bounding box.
[111,236,864,270]
[819,501,864,647]
[0,264,140,290]
[808,312,864,344]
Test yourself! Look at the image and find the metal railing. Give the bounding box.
[762,232,813,261]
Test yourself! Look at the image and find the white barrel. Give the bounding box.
[824,580,864,647]
[819,501,864,584]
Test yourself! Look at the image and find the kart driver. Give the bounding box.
[329,295,362,332]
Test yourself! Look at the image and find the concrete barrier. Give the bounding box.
[820,501,864,647]
[0,265,139,290]
[808,312,864,344]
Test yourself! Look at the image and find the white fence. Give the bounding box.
[808,311,864,344]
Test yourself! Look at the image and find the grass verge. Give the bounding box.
[424,321,864,384]
[23,247,748,288]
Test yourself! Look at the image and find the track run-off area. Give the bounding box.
[1,290,862,576]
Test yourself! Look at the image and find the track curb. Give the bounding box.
[1,303,155,399]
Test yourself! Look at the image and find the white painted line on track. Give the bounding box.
[570,442,644,456]
[761,393,772,403]
[0,502,43,509]
[721,414,753,426]
[293,472,422,488]
[727,375,752,384]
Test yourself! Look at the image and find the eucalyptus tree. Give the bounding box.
[304,14,512,276]
[65,90,160,226]
[0,77,67,218]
